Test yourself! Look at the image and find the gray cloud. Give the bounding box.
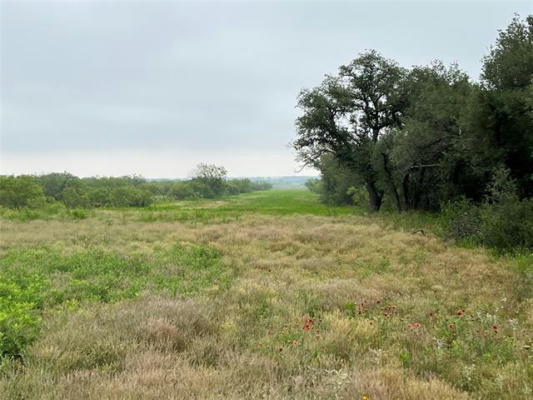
[1,0,531,176]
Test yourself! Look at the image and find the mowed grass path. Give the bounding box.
[1,190,531,399]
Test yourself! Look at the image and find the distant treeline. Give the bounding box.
[295,15,532,250]
[0,164,272,209]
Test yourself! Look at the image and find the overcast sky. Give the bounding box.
[1,0,531,177]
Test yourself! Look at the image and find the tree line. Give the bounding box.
[295,15,532,211]
[295,15,532,250]
[0,163,272,209]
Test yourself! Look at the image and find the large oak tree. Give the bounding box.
[294,50,406,211]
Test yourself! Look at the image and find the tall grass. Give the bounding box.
[0,190,531,399]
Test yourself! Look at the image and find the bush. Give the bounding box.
[0,170,271,211]
[305,178,322,194]
[347,186,369,208]
[0,276,46,357]
[479,198,533,251]
[441,198,482,243]
[61,186,89,209]
[0,176,46,209]
[110,186,152,207]
[171,182,198,200]
[442,170,533,251]
[317,154,362,205]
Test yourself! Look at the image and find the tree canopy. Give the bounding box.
[295,15,533,212]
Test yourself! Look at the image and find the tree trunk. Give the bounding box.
[402,173,410,210]
[381,152,402,212]
[366,181,383,211]
[413,167,426,209]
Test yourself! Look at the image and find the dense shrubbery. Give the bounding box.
[0,174,154,209]
[442,169,533,251]
[0,165,272,211]
[442,197,533,251]
[0,176,46,208]
[169,178,271,200]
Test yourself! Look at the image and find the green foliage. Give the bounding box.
[441,198,482,243]
[0,203,92,222]
[463,15,533,199]
[0,277,45,357]
[386,62,475,210]
[0,165,272,212]
[482,15,533,90]
[316,154,363,205]
[305,178,322,194]
[37,172,76,200]
[443,169,533,251]
[191,163,228,197]
[479,198,533,251]
[171,181,199,200]
[0,243,229,357]
[169,173,272,201]
[0,176,46,209]
[138,190,359,223]
[61,186,89,209]
[295,15,532,251]
[294,50,406,211]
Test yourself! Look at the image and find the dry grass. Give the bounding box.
[0,197,531,399]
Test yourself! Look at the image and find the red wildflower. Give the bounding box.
[449,323,454,329]
[492,324,498,332]
[303,323,310,331]
[414,322,421,328]
[456,309,464,317]
[429,310,435,317]
[279,347,283,352]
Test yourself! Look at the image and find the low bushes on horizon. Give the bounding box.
[0,169,272,211]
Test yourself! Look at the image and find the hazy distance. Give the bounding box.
[1,0,531,178]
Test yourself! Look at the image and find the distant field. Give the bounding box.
[147,189,360,215]
[1,190,531,399]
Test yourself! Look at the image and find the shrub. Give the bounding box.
[441,198,482,243]
[479,198,533,251]
[305,178,322,194]
[347,186,369,208]
[441,169,533,251]
[171,181,199,200]
[61,186,89,209]
[0,276,46,357]
[37,172,76,200]
[0,176,46,209]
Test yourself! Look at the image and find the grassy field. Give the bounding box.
[0,190,531,399]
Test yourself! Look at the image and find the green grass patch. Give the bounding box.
[0,243,230,357]
[138,189,360,220]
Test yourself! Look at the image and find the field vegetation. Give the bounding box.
[295,15,533,253]
[1,12,531,400]
[0,163,272,212]
[1,189,531,399]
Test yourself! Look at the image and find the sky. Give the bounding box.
[1,0,531,178]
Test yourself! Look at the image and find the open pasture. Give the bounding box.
[1,190,531,399]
